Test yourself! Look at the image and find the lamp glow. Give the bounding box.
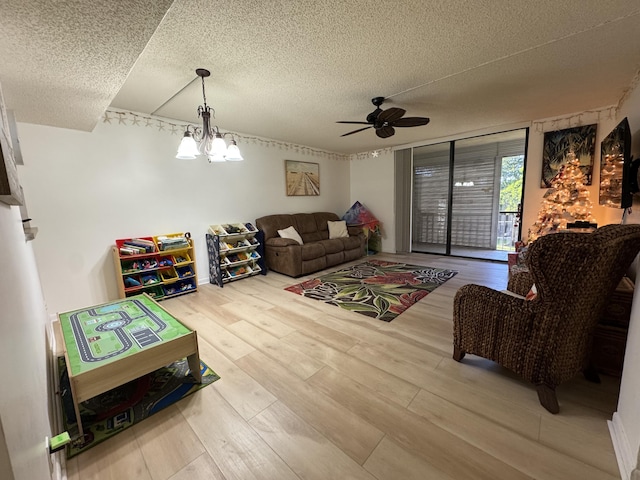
[212,130,228,157]
[225,140,244,161]
[176,130,199,159]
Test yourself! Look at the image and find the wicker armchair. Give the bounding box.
[453,224,640,413]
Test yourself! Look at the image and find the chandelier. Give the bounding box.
[176,68,243,162]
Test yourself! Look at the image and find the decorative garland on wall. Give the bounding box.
[106,104,623,161]
[350,148,393,161]
[103,108,349,161]
[531,106,617,134]
[617,67,640,111]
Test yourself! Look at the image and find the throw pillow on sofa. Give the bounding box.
[328,220,349,239]
[278,225,304,245]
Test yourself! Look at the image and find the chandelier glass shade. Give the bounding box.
[176,68,243,162]
[176,128,200,159]
[225,139,244,161]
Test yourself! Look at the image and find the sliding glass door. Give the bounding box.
[411,129,527,261]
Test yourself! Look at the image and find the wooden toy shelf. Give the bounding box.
[206,222,266,286]
[112,232,198,300]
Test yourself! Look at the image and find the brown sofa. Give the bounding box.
[255,212,366,277]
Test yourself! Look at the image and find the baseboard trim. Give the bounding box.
[609,412,635,480]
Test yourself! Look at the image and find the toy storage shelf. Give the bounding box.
[112,232,198,301]
[206,222,266,287]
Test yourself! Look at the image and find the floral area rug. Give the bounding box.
[284,259,457,322]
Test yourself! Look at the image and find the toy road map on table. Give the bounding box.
[56,294,202,437]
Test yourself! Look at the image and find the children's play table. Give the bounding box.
[55,293,201,436]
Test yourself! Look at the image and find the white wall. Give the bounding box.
[349,150,396,253]
[17,119,351,314]
[611,77,640,479]
[0,204,52,480]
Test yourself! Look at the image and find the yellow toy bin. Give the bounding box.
[153,233,191,252]
[172,252,192,266]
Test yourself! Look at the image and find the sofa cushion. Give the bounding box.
[278,225,303,245]
[328,220,349,239]
[293,214,322,243]
[313,212,340,234]
[318,239,343,255]
[337,235,362,251]
[301,242,325,261]
[302,257,327,275]
[294,214,319,235]
[325,251,345,267]
[343,247,362,262]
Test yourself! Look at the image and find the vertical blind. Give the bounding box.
[412,153,450,245]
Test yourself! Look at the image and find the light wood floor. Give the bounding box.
[65,253,622,480]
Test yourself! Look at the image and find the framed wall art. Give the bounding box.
[541,124,597,188]
[285,160,319,196]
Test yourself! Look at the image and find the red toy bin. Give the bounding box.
[116,236,157,257]
[123,274,143,292]
[157,255,174,268]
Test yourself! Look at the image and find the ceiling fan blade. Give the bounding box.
[392,117,430,127]
[336,121,372,125]
[377,107,406,123]
[341,126,373,137]
[376,126,395,138]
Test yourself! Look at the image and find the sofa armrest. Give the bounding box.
[347,226,364,237]
[266,237,301,247]
[264,237,303,277]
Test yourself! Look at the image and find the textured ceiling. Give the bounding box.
[2,1,640,154]
[0,0,173,131]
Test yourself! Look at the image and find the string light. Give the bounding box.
[532,106,616,134]
[351,147,393,161]
[103,109,349,161]
[617,67,640,109]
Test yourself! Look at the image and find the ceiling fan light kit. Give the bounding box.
[176,68,243,162]
[337,96,430,139]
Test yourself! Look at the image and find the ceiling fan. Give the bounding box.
[337,97,430,138]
